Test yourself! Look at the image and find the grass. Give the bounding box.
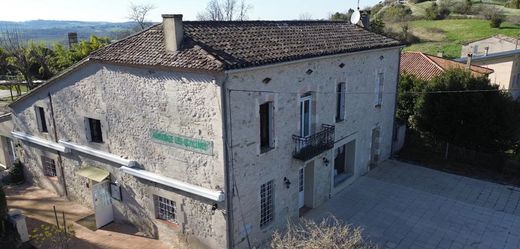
[401,19,520,58]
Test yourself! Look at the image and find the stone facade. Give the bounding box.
[10,45,400,249]
[225,47,400,248]
[10,63,227,249]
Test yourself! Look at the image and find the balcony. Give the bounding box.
[292,124,335,161]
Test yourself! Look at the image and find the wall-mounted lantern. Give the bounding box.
[306,69,313,75]
[322,157,330,167]
[283,177,291,189]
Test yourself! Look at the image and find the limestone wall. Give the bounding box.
[11,62,227,249]
[224,47,401,248]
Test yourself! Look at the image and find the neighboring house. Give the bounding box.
[0,113,16,170]
[400,51,494,81]
[459,35,520,99]
[8,15,402,249]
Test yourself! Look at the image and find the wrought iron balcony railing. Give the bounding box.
[292,124,335,161]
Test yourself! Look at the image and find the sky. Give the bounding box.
[1,0,380,22]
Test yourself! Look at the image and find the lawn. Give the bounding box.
[403,19,520,58]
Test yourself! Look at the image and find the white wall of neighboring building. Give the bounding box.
[461,37,518,57]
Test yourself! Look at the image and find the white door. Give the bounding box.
[298,168,305,208]
[300,96,312,137]
[92,181,114,229]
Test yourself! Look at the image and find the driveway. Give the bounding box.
[5,184,170,249]
[305,160,520,249]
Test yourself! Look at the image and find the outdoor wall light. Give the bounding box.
[262,77,272,84]
[306,69,313,75]
[322,157,330,167]
[339,63,345,68]
[283,177,291,189]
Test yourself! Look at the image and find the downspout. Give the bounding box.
[48,93,68,197]
[220,74,234,249]
[390,48,402,157]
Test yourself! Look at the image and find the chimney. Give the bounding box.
[360,11,370,29]
[466,53,473,70]
[162,14,183,52]
[68,32,78,48]
[437,51,444,58]
[484,47,489,56]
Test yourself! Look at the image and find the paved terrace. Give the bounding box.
[306,160,520,249]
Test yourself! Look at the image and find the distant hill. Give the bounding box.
[0,20,138,45]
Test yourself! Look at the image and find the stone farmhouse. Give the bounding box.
[8,14,402,248]
[459,35,520,99]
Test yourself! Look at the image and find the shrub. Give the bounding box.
[490,15,505,28]
[378,4,413,22]
[8,161,24,185]
[271,216,376,249]
[425,2,451,20]
[506,0,520,9]
[31,224,75,249]
[369,18,386,35]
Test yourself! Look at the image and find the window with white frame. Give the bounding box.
[260,180,274,227]
[375,73,384,107]
[155,195,176,223]
[35,106,48,133]
[259,101,274,152]
[41,156,57,177]
[86,118,103,143]
[336,82,346,122]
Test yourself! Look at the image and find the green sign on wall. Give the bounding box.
[150,129,213,155]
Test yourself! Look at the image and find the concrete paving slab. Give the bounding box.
[305,160,520,249]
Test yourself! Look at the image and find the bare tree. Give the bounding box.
[299,12,313,20]
[0,28,35,89]
[127,2,155,30]
[197,0,252,21]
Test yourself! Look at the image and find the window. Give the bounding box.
[35,106,48,132]
[86,118,103,143]
[260,180,274,227]
[41,156,57,177]
[155,196,176,223]
[259,102,274,152]
[375,73,384,107]
[336,82,346,122]
[300,94,312,137]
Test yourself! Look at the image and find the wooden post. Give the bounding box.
[53,205,60,229]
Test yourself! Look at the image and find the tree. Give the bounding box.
[28,42,54,80]
[271,216,376,249]
[482,5,505,28]
[299,13,313,20]
[506,0,520,9]
[330,9,355,21]
[0,28,35,89]
[397,73,427,123]
[369,18,386,35]
[197,0,252,21]
[49,36,110,74]
[127,2,155,30]
[414,69,520,154]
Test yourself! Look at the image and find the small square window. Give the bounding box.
[41,156,57,177]
[260,180,274,228]
[155,196,176,223]
[87,118,103,143]
[35,106,48,133]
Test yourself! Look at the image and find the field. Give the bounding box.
[399,19,520,58]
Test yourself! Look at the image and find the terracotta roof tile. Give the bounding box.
[91,21,401,71]
[400,52,493,81]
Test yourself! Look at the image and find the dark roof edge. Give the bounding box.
[225,44,404,73]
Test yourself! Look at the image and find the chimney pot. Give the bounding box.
[162,14,183,52]
[466,53,473,70]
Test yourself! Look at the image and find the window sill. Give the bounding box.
[260,147,275,155]
[157,219,180,230]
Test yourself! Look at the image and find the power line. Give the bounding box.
[228,88,517,96]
